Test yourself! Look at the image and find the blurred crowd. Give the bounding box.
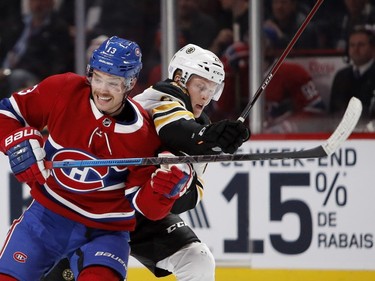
[1,0,374,133]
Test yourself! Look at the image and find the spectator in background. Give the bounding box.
[55,0,102,39]
[0,0,23,98]
[142,29,187,89]
[263,0,320,49]
[209,0,249,56]
[0,0,74,96]
[211,30,327,133]
[87,0,160,84]
[141,0,220,91]
[332,0,375,50]
[206,0,250,126]
[301,0,346,49]
[85,34,109,63]
[329,26,375,121]
[177,0,220,49]
[0,1,22,61]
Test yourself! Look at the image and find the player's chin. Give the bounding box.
[193,108,203,118]
[94,101,111,114]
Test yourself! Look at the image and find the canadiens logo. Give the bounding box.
[13,251,27,263]
[51,149,128,193]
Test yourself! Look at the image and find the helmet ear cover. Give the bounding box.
[168,44,225,101]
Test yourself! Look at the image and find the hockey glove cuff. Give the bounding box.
[151,152,193,199]
[1,127,49,184]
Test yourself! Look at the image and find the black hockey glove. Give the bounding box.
[194,119,250,154]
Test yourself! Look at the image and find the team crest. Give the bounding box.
[62,268,74,281]
[13,251,27,263]
[186,46,195,54]
[51,149,128,193]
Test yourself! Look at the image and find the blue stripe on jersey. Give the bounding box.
[0,98,26,126]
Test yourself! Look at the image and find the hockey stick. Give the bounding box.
[238,0,324,122]
[45,97,362,169]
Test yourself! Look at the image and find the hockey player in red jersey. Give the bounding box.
[0,36,195,281]
[44,44,250,281]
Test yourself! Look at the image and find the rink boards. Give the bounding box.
[0,134,374,280]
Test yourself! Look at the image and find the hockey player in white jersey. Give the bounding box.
[131,44,250,280]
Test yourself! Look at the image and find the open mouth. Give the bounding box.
[98,95,111,101]
[96,95,112,105]
[195,104,203,110]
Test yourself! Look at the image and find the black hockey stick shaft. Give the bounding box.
[46,146,325,169]
[45,96,362,169]
[238,0,324,122]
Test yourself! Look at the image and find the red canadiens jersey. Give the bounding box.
[215,61,324,122]
[0,72,163,231]
[265,62,324,120]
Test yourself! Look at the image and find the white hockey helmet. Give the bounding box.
[168,44,225,101]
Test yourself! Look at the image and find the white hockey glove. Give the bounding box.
[151,152,194,199]
[1,127,50,184]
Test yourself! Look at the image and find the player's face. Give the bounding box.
[186,75,219,117]
[91,70,126,116]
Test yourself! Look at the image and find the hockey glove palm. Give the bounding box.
[1,127,49,184]
[151,158,193,199]
[197,119,250,154]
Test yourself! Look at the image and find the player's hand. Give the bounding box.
[199,120,251,154]
[151,153,193,199]
[1,127,49,184]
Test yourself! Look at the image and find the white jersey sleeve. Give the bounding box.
[134,87,195,134]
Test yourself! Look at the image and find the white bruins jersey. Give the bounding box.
[134,85,195,134]
[134,82,209,211]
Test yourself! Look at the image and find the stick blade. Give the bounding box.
[322,97,362,156]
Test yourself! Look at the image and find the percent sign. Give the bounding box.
[315,172,347,206]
